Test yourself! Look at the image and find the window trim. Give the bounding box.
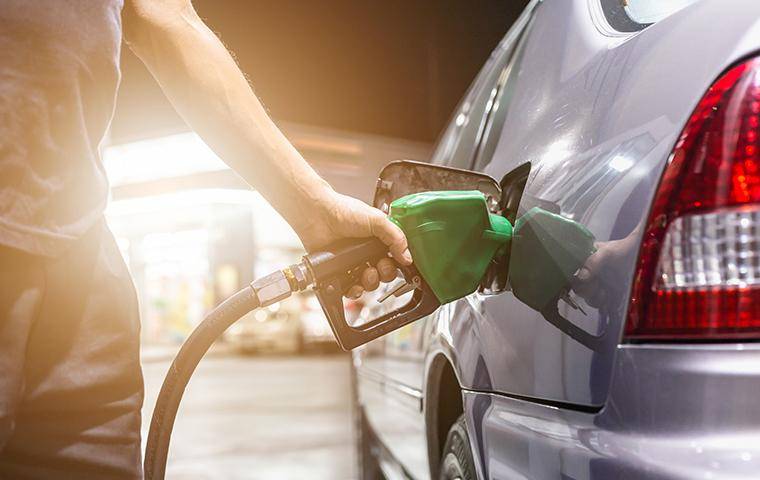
[469,17,532,172]
[428,0,540,168]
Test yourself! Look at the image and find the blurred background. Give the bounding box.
[103,1,526,477]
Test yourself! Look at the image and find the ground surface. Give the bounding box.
[142,353,355,479]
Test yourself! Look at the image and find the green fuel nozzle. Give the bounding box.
[389,190,512,303]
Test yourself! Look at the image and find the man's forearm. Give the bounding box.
[123,3,331,233]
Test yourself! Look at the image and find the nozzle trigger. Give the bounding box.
[377,275,421,303]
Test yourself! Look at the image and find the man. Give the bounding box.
[0,0,409,477]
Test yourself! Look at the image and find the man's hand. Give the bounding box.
[298,190,413,299]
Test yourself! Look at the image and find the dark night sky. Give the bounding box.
[111,1,527,144]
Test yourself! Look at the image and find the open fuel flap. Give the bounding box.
[373,160,502,213]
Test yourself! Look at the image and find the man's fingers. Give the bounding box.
[346,263,394,300]
[370,212,412,265]
[377,258,398,283]
[361,267,380,291]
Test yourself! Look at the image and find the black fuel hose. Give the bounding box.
[143,286,261,480]
[142,243,369,479]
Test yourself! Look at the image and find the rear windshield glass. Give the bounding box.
[600,0,700,32]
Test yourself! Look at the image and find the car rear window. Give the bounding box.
[600,0,700,32]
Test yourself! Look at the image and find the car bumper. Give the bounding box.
[465,344,760,479]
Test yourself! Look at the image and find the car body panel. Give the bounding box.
[355,319,432,478]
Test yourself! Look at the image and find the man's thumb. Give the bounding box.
[370,213,412,265]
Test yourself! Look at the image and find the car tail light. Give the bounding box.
[625,56,760,340]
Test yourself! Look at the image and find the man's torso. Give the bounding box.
[0,0,123,256]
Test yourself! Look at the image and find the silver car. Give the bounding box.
[352,0,760,478]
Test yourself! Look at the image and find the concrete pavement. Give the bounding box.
[141,354,355,479]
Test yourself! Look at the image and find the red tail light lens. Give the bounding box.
[626,57,760,340]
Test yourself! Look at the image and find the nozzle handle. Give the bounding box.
[313,261,441,350]
[303,237,441,350]
[305,237,389,287]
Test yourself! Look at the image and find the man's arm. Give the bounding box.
[122,0,409,295]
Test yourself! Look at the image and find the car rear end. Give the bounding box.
[465,0,760,479]
[603,38,760,479]
[590,47,760,479]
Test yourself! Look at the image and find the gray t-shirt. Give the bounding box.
[0,1,123,256]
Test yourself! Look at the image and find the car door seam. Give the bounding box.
[461,387,603,414]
